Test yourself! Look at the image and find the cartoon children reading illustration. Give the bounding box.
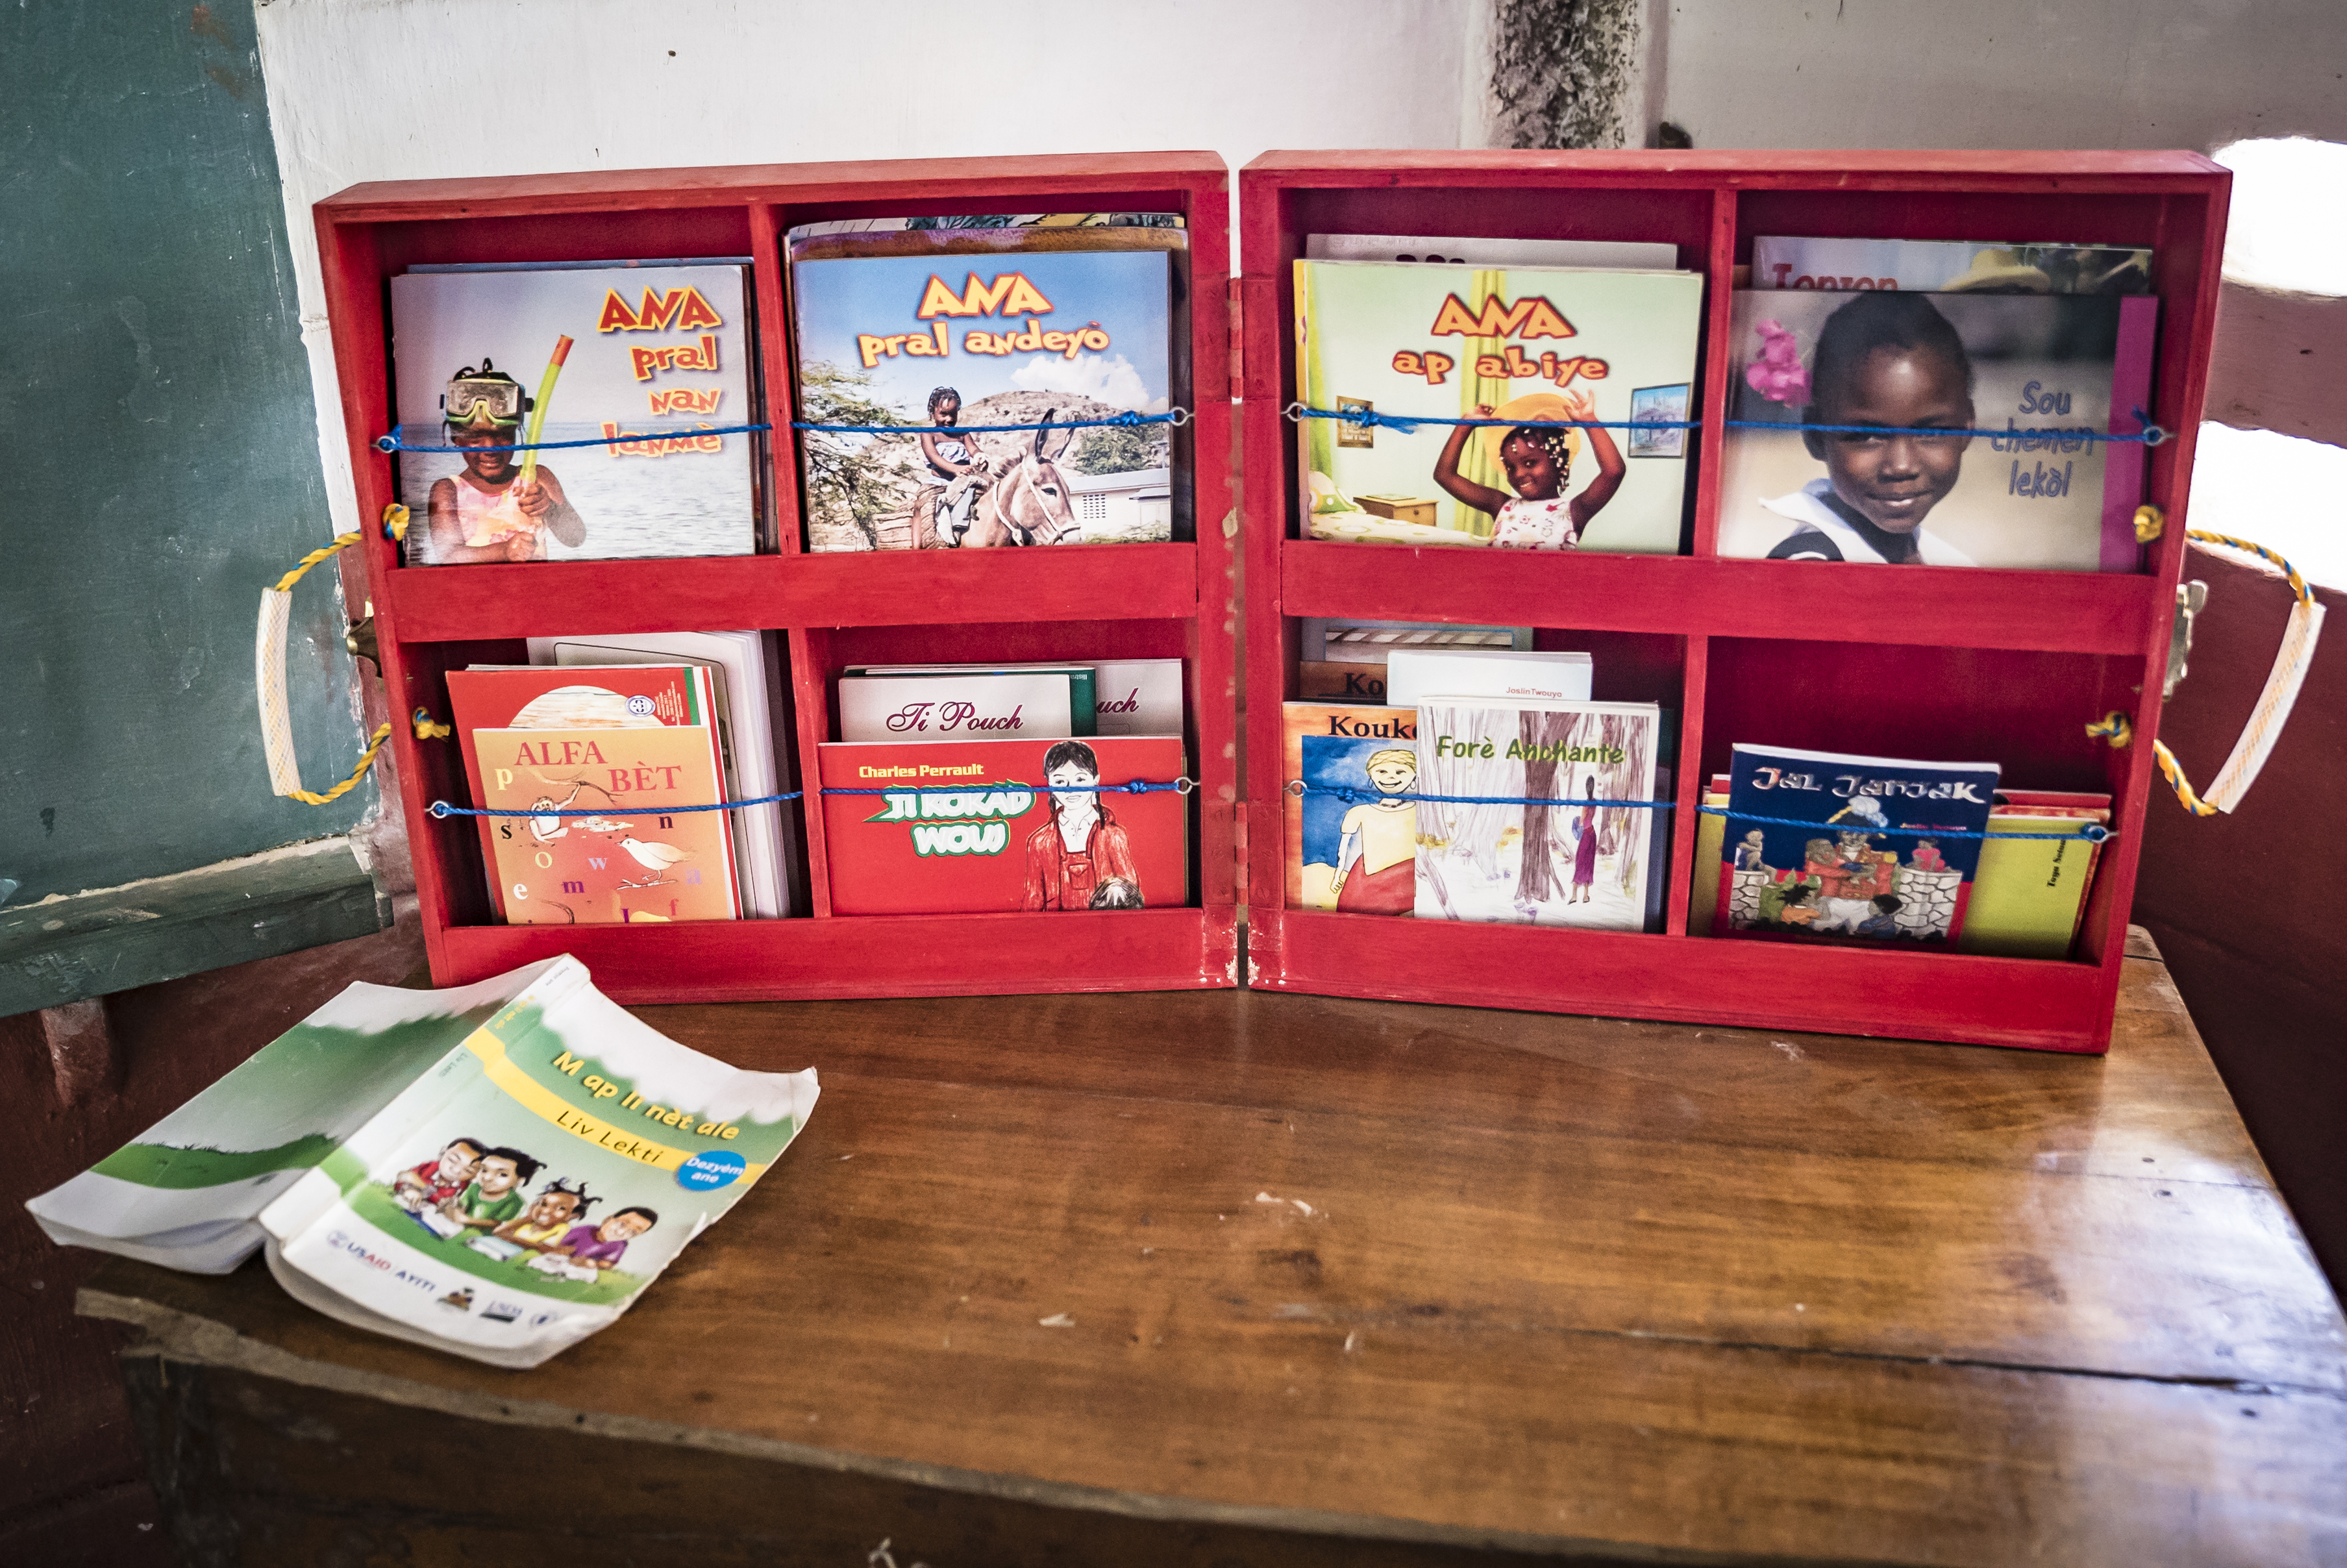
[1431,388,1625,549]
[440,1145,542,1230]
[918,386,996,547]
[1330,748,1419,915]
[426,359,587,564]
[1753,293,1979,565]
[1022,740,1141,911]
[493,1178,597,1253]
[558,1206,658,1271]
[393,1137,482,1213]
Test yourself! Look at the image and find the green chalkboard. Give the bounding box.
[0,0,374,905]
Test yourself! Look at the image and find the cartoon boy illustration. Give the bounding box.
[441,1146,543,1230]
[393,1136,483,1213]
[425,359,587,564]
[1023,740,1141,911]
[494,1178,597,1253]
[1330,747,1419,915]
[558,1206,658,1271]
[1757,293,1978,565]
[918,386,995,546]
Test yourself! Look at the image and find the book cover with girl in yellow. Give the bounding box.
[1293,262,1701,553]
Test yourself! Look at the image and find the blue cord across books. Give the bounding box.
[793,408,1190,436]
[374,409,1187,454]
[377,425,773,455]
[1285,782,2109,842]
[1283,402,2170,447]
[427,778,1197,820]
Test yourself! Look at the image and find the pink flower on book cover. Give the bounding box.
[1745,319,1809,404]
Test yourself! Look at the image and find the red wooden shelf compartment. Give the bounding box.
[1240,150,2229,1052]
[318,154,1239,1002]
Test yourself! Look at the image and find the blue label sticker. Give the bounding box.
[677,1149,746,1191]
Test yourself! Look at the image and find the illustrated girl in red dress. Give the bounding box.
[1022,741,1142,911]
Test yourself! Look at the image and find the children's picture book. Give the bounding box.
[1282,703,1421,913]
[791,242,1180,552]
[817,735,1187,915]
[1751,238,2152,295]
[1089,659,1185,736]
[837,671,1080,741]
[1958,791,2111,959]
[390,264,757,565]
[1298,619,1532,664]
[1295,261,1701,554]
[1414,700,1661,930]
[28,957,819,1367]
[1719,289,2158,571]
[445,666,739,925]
[528,631,794,920]
[1384,648,1593,710]
[788,213,1184,260]
[1306,234,1679,269]
[1714,745,1999,947]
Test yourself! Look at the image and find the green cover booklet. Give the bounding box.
[29,956,818,1368]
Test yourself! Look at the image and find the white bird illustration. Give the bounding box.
[619,835,693,872]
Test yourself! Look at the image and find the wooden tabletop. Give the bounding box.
[81,930,2347,1566]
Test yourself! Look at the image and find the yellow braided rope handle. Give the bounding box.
[258,512,403,804]
[2091,529,2324,817]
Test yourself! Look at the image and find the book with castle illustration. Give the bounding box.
[1719,288,2159,570]
[817,734,1187,915]
[27,956,819,1368]
[1293,260,1702,553]
[390,262,758,564]
[1413,700,1663,931]
[1713,745,1999,947]
[789,233,1183,553]
[444,666,740,926]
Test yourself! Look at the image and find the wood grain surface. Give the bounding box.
[81,938,2347,1565]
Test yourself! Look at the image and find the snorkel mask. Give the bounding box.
[441,360,532,433]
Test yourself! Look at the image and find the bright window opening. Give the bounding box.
[2211,138,2347,297]
[2189,423,2347,593]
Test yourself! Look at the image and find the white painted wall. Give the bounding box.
[1653,0,2347,153]
[254,0,1485,537]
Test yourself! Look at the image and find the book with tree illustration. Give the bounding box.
[1293,260,1701,553]
[1413,700,1663,930]
[390,263,758,564]
[789,238,1184,551]
[28,956,818,1367]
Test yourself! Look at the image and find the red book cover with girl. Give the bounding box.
[444,666,739,926]
[817,736,1187,915]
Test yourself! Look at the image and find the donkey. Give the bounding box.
[949,407,1082,548]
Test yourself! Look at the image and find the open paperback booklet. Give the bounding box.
[27,957,817,1367]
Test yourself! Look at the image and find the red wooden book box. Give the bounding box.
[1237,150,2230,1053]
[317,153,1240,1002]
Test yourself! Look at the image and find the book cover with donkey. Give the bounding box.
[791,245,1180,551]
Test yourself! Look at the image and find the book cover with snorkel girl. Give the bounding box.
[1293,260,1701,553]
[390,263,758,564]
